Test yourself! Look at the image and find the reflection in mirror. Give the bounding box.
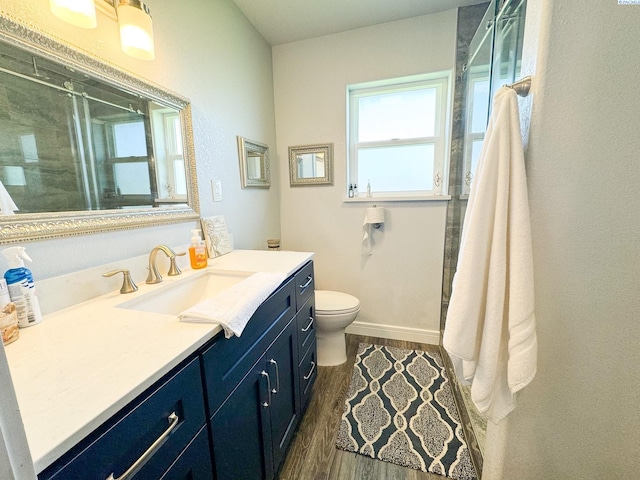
[296,152,325,179]
[237,136,270,188]
[246,152,264,180]
[288,143,333,186]
[0,15,199,243]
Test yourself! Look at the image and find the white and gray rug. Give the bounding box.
[336,343,477,480]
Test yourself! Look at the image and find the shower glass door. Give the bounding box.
[462,0,527,196]
[456,0,528,458]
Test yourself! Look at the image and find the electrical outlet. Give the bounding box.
[212,179,222,201]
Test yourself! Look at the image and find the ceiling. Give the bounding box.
[232,0,489,46]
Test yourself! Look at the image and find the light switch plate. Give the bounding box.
[212,179,222,201]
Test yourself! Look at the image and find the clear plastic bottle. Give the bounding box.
[189,229,208,269]
[1,247,42,328]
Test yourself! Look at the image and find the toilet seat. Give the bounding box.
[315,290,360,315]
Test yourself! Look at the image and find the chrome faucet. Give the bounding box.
[146,245,185,284]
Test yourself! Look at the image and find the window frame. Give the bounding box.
[347,73,452,198]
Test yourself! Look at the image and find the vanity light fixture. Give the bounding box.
[117,0,155,60]
[49,0,98,28]
[49,0,155,61]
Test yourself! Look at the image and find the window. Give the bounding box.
[149,107,187,199]
[107,119,152,197]
[348,73,451,198]
[162,113,186,196]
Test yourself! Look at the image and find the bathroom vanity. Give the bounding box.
[4,251,316,480]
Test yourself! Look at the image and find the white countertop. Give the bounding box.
[4,250,313,474]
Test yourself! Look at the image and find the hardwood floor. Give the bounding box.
[279,334,452,480]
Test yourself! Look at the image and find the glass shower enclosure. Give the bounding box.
[444,0,528,470]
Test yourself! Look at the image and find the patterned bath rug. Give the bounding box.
[336,343,477,480]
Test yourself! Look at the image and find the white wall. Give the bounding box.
[483,0,640,478]
[273,11,457,343]
[0,0,280,280]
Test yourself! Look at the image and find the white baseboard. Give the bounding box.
[345,321,440,346]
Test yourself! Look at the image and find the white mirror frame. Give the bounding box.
[237,136,270,189]
[288,143,334,186]
[0,15,200,243]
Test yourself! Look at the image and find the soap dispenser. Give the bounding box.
[189,229,208,270]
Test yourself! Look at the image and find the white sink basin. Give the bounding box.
[116,270,252,316]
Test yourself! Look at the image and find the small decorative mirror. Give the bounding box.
[288,143,333,186]
[237,136,270,188]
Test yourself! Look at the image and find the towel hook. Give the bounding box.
[506,76,532,97]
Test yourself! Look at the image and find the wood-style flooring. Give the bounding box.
[279,334,452,480]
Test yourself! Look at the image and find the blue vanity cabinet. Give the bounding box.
[264,314,300,470]
[205,261,316,480]
[209,316,300,480]
[158,426,214,480]
[294,271,317,414]
[299,336,318,412]
[37,260,316,480]
[201,277,296,416]
[294,260,315,310]
[296,295,316,360]
[38,357,210,480]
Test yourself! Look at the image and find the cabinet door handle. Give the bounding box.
[268,359,280,394]
[261,370,272,407]
[106,412,179,480]
[303,361,316,381]
[301,316,314,332]
[299,275,313,290]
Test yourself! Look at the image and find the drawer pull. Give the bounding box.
[269,359,280,394]
[261,370,272,407]
[299,275,313,290]
[303,361,316,381]
[106,411,179,480]
[301,316,314,332]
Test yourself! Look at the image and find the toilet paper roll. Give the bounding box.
[362,207,384,255]
[363,206,385,225]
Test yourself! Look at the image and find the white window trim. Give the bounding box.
[347,72,452,199]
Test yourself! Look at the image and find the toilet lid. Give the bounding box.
[315,290,360,315]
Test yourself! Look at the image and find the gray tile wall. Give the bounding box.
[439,4,490,477]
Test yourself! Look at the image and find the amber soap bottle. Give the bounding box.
[189,229,208,269]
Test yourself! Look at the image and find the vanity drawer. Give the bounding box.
[296,295,316,362]
[299,338,317,413]
[39,358,206,480]
[201,277,296,417]
[294,261,315,310]
[158,426,213,480]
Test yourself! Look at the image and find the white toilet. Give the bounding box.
[315,290,360,366]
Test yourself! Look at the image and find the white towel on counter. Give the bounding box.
[443,86,537,423]
[178,271,286,338]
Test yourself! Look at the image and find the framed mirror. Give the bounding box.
[237,136,270,188]
[0,15,199,243]
[288,143,333,186]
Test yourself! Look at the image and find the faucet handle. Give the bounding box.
[103,269,139,294]
[167,252,186,277]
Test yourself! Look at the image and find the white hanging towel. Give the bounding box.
[443,86,537,423]
[0,180,18,215]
